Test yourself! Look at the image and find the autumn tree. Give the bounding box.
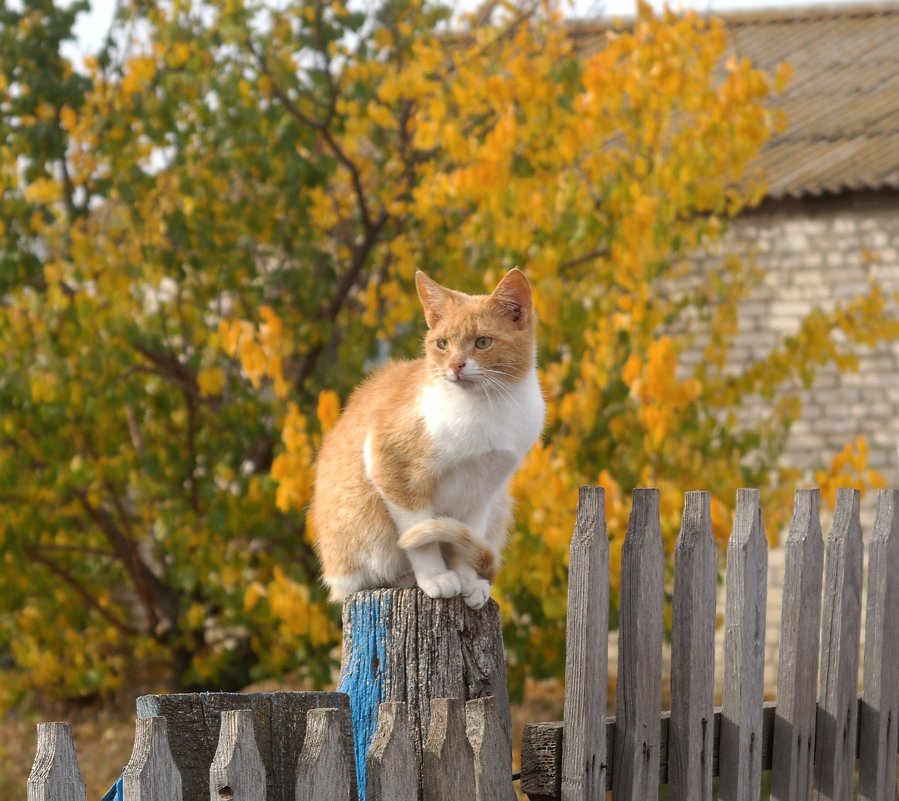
[1,0,896,704]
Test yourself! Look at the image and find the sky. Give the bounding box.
[68,0,873,58]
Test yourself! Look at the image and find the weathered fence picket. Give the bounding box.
[612,487,664,801]
[858,488,899,801]
[29,484,899,801]
[27,722,87,801]
[813,488,863,801]
[771,488,824,801]
[559,486,608,801]
[466,695,517,801]
[295,707,357,801]
[365,702,418,801]
[668,490,716,801]
[719,488,768,801]
[209,709,266,801]
[422,698,477,801]
[123,716,182,801]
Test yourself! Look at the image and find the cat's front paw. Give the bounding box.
[461,577,491,609]
[418,571,462,599]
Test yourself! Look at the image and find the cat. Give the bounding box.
[311,268,545,609]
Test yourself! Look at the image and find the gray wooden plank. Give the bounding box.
[560,486,608,801]
[422,698,476,801]
[366,702,418,801]
[465,696,516,801]
[858,489,899,801]
[668,490,717,801]
[520,721,563,800]
[612,488,665,801]
[27,722,87,801]
[719,488,768,801]
[123,716,183,800]
[295,708,357,801]
[771,488,824,801]
[209,709,266,801]
[338,589,510,799]
[813,488,863,801]
[137,691,347,801]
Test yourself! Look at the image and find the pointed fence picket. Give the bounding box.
[29,486,899,801]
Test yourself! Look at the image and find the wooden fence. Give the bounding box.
[27,694,512,800]
[522,486,899,801]
[27,486,899,801]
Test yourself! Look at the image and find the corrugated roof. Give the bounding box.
[570,5,899,199]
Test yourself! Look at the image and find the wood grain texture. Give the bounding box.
[521,721,563,800]
[422,698,476,801]
[123,716,183,800]
[612,488,664,801]
[209,709,266,801]
[560,486,608,801]
[771,489,824,801]
[719,489,767,801]
[858,489,899,801]
[813,488,863,801]
[338,589,510,800]
[466,696,516,801]
[366,702,418,801]
[295,707,357,801]
[27,722,87,801]
[668,491,716,801]
[136,691,348,801]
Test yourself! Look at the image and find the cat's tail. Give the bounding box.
[397,517,496,579]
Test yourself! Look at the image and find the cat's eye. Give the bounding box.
[475,336,493,349]
[436,338,449,350]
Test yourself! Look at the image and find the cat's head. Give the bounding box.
[415,268,536,389]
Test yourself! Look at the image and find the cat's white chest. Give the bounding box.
[418,369,545,473]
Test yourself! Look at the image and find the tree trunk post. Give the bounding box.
[338,588,512,801]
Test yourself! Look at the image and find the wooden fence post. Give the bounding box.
[295,707,358,801]
[813,488,863,801]
[719,488,768,801]
[771,488,824,801]
[560,485,608,801]
[338,588,511,800]
[123,716,183,800]
[422,698,476,801]
[366,702,418,801]
[27,722,87,801]
[858,489,899,801]
[466,695,517,801]
[612,488,665,801]
[136,691,349,801]
[668,490,716,801]
[209,709,266,801]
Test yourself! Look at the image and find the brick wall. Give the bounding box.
[692,190,899,484]
[698,190,899,690]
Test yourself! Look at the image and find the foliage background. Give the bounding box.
[1,0,897,708]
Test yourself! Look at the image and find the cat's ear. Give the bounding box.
[491,268,531,329]
[416,271,451,328]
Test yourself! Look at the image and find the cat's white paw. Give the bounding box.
[418,571,462,599]
[461,577,491,609]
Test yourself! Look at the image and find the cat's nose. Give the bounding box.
[451,360,466,376]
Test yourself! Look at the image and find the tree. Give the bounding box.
[1,0,896,704]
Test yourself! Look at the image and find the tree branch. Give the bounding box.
[23,543,140,637]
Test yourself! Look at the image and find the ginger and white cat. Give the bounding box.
[311,269,545,608]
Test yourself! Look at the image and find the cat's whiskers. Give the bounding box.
[480,372,525,416]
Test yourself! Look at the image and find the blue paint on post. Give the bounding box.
[338,591,392,801]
